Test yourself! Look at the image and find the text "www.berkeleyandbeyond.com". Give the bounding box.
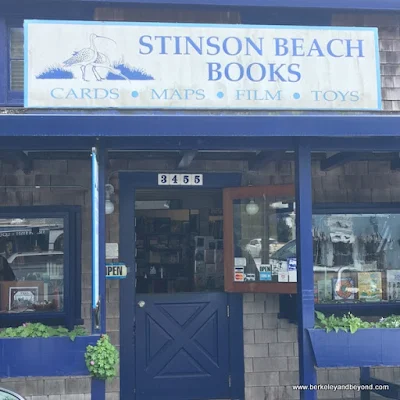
[293,384,390,391]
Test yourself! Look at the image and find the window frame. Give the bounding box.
[0,206,82,329]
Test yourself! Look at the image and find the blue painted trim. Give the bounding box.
[0,335,99,377]
[295,144,317,400]
[3,114,400,137]
[19,2,400,12]
[91,379,105,400]
[360,366,371,400]
[228,293,245,400]
[119,173,136,400]
[2,134,400,154]
[25,19,378,31]
[103,136,295,150]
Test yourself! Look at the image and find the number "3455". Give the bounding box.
[158,174,203,186]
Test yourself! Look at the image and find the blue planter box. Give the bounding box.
[0,335,100,378]
[308,328,400,368]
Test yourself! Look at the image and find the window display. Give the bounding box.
[0,218,64,313]
[313,212,400,304]
[273,210,400,304]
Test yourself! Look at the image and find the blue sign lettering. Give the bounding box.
[50,88,119,100]
[312,90,360,102]
[139,35,264,57]
[151,88,205,100]
[274,37,364,58]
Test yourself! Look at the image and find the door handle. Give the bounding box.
[137,300,145,308]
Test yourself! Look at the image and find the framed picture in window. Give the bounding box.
[9,286,39,311]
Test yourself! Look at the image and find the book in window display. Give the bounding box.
[358,271,382,302]
[387,270,400,301]
[332,277,355,301]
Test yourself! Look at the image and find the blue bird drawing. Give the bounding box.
[63,33,129,81]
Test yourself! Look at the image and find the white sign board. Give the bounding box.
[106,243,119,260]
[25,21,381,110]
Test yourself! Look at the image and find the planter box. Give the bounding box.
[307,328,400,368]
[0,335,100,378]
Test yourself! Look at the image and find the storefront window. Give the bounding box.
[313,213,400,304]
[0,218,64,313]
[223,185,296,293]
[232,198,295,283]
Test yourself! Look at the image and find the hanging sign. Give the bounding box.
[106,263,128,279]
[25,20,381,110]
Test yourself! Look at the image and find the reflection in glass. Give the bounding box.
[135,203,225,294]
[233,198,295,283]
[0,218,64,313]
[313,213,400,304]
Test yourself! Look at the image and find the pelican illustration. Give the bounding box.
[63,33,129,82]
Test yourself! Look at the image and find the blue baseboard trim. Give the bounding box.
[91,378,105,400]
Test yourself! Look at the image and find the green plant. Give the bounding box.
[0,322,87,340]
[85,334,119,380]
[376,315,400,328]
[315,311,372,333]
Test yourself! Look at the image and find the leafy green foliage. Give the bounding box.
[85,334,119,380]
[315,311,372,333]
[376,315,400,328]
[0,323,87,341]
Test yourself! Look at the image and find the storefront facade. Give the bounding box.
[0,1,400,400]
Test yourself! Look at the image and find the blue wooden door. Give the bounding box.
[135,292,231,400]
